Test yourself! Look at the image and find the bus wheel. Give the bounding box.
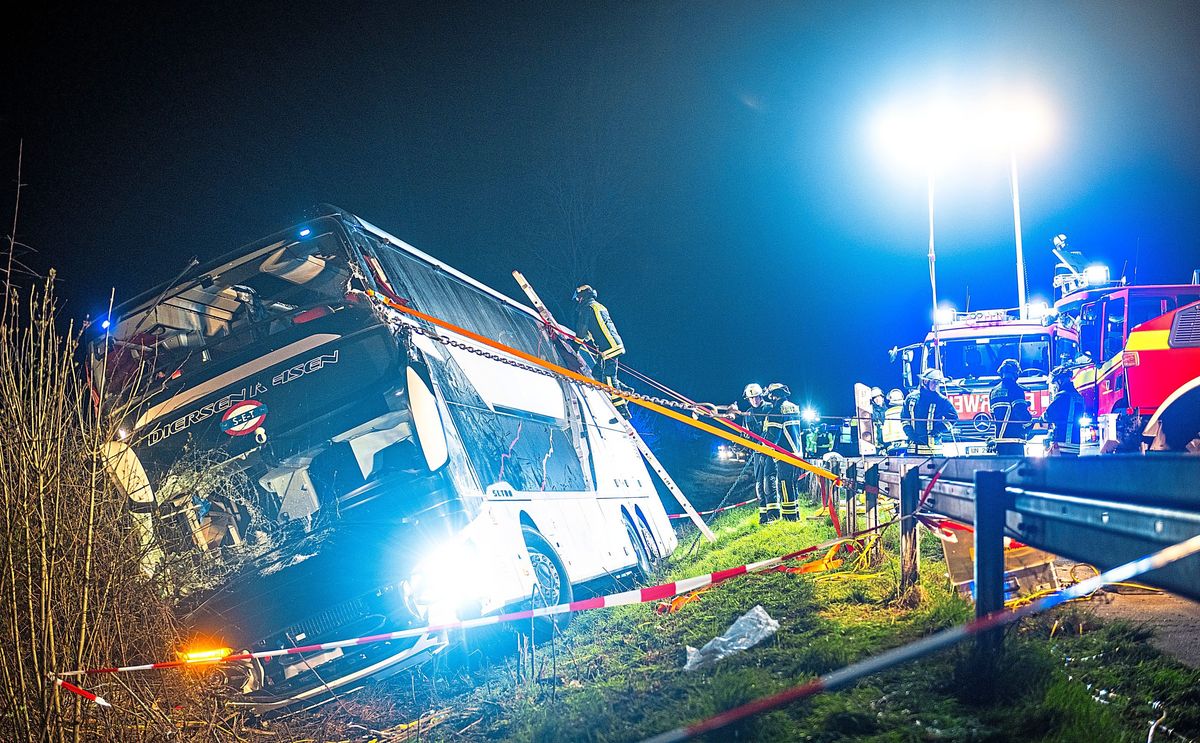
[520,526,572,638]
[625,511,661,580]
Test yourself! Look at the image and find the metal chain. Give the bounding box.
[398,319,704,414]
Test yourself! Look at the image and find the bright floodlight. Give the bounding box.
[801,407,819,424]
[1083,264,1110,286]
[981,93,1054,150]
[1027,299,1050,319]
[934,304,956,326]
[871,99,971,170]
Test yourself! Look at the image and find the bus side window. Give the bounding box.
[1103,298,1125,361]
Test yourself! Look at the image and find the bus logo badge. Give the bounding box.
[221,400,268,436]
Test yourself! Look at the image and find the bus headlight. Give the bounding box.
[410,542,484,625]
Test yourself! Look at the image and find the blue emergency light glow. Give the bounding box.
[299,228,311,238]
[1079,416,1093,427]
[1083,264,1110,286]
[100,319,111,330]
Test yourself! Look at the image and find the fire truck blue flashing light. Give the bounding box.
[1083,264,1110,286]
[100,319,111,330]
[299,228,312,238]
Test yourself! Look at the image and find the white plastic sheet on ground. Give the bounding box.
[683,604,780,672]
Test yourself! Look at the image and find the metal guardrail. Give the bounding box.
[837,454,1200,613]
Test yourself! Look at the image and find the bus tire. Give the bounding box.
[624,512,655,580]
[627,509,662,580]
[519,525,572,638]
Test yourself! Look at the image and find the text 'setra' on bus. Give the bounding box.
[90,206,677,712]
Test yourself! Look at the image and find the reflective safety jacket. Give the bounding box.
[989,379,1032,442]
[1044,385,1085,452]
[903,388,957,446]
[575,298,624,360]
[764,399,804,455]
[881,404,906,446]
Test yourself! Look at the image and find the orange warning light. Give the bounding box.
[178,646,233,663]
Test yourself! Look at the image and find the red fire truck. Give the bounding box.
[892,307,1079,456]
[1048,244,1200,451]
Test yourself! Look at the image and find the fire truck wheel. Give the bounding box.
[519,525,572,639]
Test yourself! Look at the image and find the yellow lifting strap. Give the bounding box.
[365,290,840,483]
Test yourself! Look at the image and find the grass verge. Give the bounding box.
[287,507,1200,742]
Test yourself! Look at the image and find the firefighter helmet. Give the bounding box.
[998,358,1020,379]
[743,383,764,399]
[869,386,884,401]
[1050,365,1074,386]
[887,388,904,405]
[573,284,596,302]
[920,368,947,384]
[766,382,790,399]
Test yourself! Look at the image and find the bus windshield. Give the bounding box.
[90,228,354,398]
[930,334,1052,381]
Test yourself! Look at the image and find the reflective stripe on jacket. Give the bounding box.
[882,404,905,444]
[575,299,624,359]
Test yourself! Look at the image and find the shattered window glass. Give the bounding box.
[352,231,586,493]
[91,228,354,398]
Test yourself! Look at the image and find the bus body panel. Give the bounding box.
[96,208,679,707]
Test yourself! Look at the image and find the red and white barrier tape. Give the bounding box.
[666,498,756,520]
[54,520,894,680]
[641,531,1200,742]
[53,676,110,708]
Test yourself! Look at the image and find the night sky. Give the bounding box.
[5,1,1200,414]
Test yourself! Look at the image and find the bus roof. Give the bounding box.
[108,206,567,336]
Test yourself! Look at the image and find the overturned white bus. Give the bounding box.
[93,206,677,711]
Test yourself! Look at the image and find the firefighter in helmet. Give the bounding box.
[903,369,957,455]
[869,387,887,448]
[736,382,781,524]
[989,358,1032,455]
[764,382,804,521]
[573,284,627,413]
[881,388,908,454]
[1043,365,1085,455]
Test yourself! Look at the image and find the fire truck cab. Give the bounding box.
[1046,235,1200,452]
[1053,283,1200,450]
[893,307,1078,456]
